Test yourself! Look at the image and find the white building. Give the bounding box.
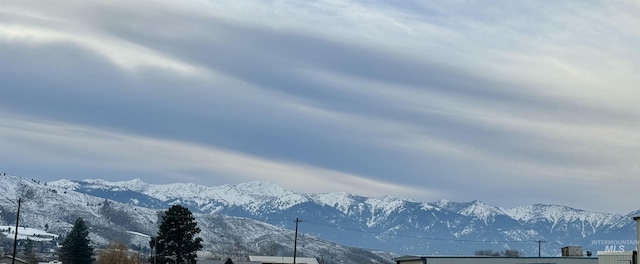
[596,251,635,264]
[248,256,319,264]
[394,256,598,264]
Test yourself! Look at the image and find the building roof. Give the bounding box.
[0,256,26,264]
[395,255,597,260]
[596,251,634,256]
[197,260,260,264]
[394,255,598,264]
[248,256,319,264]
[395,255,600,260]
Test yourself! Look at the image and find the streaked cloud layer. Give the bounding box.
[1,0,639,213]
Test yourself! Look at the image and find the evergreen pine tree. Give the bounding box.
[60,218,95,264]
[224,257,234,264]
[150,205,203,264]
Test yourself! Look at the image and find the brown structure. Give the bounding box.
[562,246,584,257]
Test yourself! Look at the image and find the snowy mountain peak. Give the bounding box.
[3,175,640,259]
[430,199,506,223]
[47,179,80,189]
[459,200,506,221]
[229,181,294,197]
[504,203,584,221]
[503,203,623,237]
[312,192,358,208]
[80,178,150,191]
[431,199,452,208]
[378,195,413,203]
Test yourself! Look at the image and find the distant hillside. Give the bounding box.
[0,174,638,261]
[0,175,395,263]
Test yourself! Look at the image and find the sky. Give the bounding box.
[1,0,639,214]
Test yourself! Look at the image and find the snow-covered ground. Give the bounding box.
[0,225,58,241]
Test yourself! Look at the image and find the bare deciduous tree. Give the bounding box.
[97,243,143,264]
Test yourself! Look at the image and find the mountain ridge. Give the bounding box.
[4,175,639,258]
[3,175,396,263]
[49,178,635,221]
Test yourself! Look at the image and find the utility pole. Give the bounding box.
[293,218,303,264]
[535,240,546,258]
[12,198,21,264]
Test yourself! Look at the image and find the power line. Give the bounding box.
[303,219,536,244]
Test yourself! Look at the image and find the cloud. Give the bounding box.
[0,116,438,199]
[1,0,639,213]
[0,21,207,77]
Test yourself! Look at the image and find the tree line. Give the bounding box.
[45,204,203,264]
[474,248,521,257]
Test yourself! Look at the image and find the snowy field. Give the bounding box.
[0,226,59,241]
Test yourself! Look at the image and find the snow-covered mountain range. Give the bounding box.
[0,175,393,263]
[1,174,638,261]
